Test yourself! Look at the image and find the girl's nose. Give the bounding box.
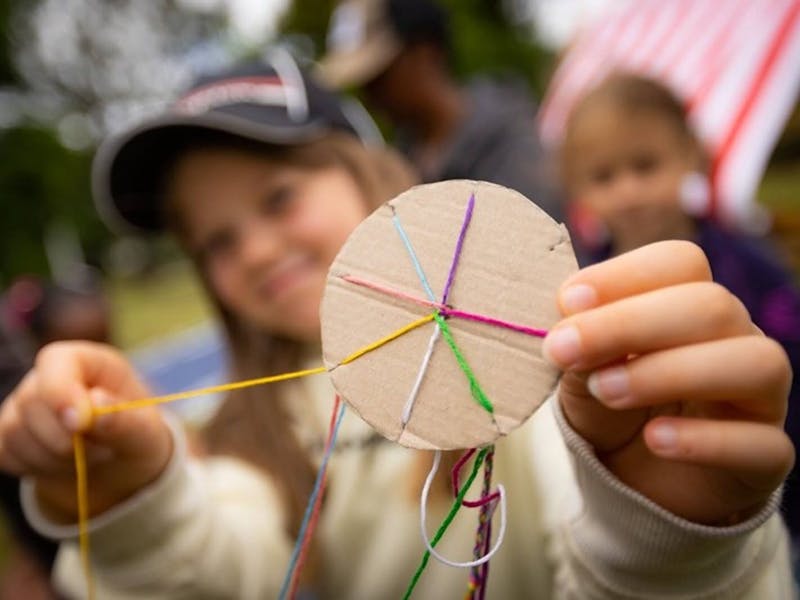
[238,221,283,268]
[613,171,645,207]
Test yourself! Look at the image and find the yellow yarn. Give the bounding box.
[72,312,437,598]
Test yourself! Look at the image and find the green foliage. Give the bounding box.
[0,126,103,285]
[108,259,212,349]
[440,0,551,96]
[278,0,338,58]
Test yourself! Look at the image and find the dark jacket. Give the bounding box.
[401,77,563,222]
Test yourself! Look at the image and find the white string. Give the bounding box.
[419,451,508,569]
[401,324,441,427]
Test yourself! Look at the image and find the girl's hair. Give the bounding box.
[561,73,703,183]
[162,131,416,539]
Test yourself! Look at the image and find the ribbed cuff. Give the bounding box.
[552,399,785,598]
[22,412,188,547]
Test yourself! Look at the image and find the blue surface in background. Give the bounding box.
[129,323,228,424]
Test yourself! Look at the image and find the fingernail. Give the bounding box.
[542,326,582,368]
[61,407,81,432]
[88,389,112,430]
[587,366,630,404]
[649,423,678,452]
[89,388,111,406]
[561,284,598,314]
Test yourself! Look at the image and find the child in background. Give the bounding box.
[4,275,111,347]
[0,274,112,599]
[560,73,800,550]
[0,60,796,598]
[0,324,59,600]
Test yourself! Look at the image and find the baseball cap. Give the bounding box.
[93,51,382,233]
[317,0,449,89]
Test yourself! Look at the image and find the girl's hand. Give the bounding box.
[0,341,172,522]
[543,241,795,525]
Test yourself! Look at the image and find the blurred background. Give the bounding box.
[0,0,797,592]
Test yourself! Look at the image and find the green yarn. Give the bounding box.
[402,447,490,599]
[432,312,494,415]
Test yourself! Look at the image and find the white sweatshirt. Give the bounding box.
[23,371,796,599]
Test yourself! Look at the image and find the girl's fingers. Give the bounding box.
[18,388,75,458]
[543,281,753,371]
[587,336,791,422]
[0,341,163,471]
[34,341,149,432]
[558,241,712,315]
[644,417,795,492]
[0,444,28,476]
[84,388,168,457]
[32,343,95,430]
[0,403,70,475]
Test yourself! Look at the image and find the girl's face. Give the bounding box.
[566,105,699,253]
[169,147,369,341]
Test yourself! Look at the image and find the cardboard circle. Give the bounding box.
[320,180,578,450]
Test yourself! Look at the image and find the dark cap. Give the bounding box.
[93,53,381,233]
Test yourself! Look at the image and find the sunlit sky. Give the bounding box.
[527,0,614,48]
[179,0,290,43]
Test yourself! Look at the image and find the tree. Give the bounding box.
[0,0,235,284]
[11,0,228,141]
[0,126,95,284]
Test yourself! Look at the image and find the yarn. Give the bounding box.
[280,396,346,600]
[71,190,554,599]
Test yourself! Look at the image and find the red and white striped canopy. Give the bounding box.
[538,0,800,227]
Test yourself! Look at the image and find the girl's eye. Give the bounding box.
[199,230,236,263]
[632,154,658,174]
[589,166,613,185]
[262,183,296,216]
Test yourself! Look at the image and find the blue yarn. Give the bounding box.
[278,401,347,599]
[391,211,437,302]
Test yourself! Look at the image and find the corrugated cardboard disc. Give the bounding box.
[320,180,578,450]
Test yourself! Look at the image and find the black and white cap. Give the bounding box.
[93,50,382,233]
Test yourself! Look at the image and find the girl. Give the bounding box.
[560,73,800,550]
[0,61,795,598]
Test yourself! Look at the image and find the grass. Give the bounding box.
[106,259,214,350]
[759,159,800,278]
[759,161,800,211]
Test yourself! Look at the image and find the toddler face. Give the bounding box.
[567,105,698,253]
[168,147,369,341]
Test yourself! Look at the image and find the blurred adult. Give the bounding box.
[11,277,111,347]
[318,0,562,221]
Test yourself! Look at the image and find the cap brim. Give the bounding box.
[316,32,402,90]
[93,112,330,234]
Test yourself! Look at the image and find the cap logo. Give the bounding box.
[327,4,366,53]
[175,76,290,115]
